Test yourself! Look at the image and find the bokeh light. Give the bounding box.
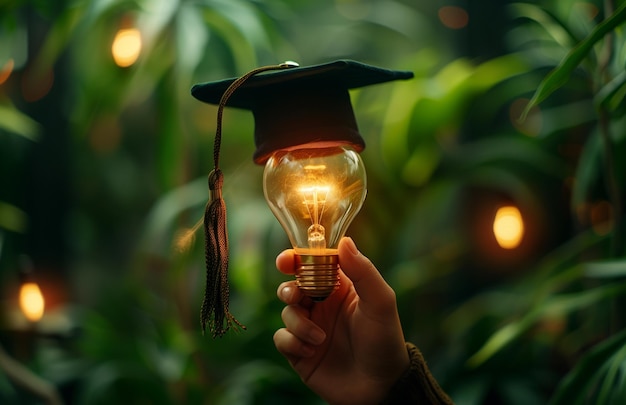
[590,200,613,236]
[0,58,14,85]
[111,28,142,67]
[438,6,469,29]
[21,67,54,102]
[89,115,122,154]
[19,282,45,322]
[493,205,524,249]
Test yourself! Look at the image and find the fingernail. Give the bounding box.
[280,286,293,301]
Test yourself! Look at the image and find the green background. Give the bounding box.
[1,0,625,403]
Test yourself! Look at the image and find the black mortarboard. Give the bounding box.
[191,60,413,338]
[191,59,414,164]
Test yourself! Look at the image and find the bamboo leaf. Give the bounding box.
[468,283,626,367]
[0,201,28,233]
[571,127,601,211]
[521,3,626,120]
[510,2,579,49]
[175,3,209,74]
[585,259,626,279]
[0,104,40,141]
[614,359,626,403]
[538,100,597,137]
[453,135,569,178]
[466,314,537,367]
[597,343,626,404]
[550,329,626,405]
[594,70,626,111]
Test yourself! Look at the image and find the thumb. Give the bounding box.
[338,237,397,315]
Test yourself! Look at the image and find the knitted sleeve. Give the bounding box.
[381,342,453,404]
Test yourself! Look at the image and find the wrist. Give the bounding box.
[380,342,453,405]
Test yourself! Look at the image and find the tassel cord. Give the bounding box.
[213,62,298,170]
[202,62,298,337]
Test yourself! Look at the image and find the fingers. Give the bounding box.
[276,281,303,305]
[277,280,316,310]
[281,305,326,344]
[276,249,295,275]
[274,296,326,361]
[273,328,315,359]
[338,237,397,316]
[276,282,325,342]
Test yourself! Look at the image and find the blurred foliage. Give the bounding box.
[1,0,625,404]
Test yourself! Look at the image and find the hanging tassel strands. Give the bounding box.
[200,62,299,337]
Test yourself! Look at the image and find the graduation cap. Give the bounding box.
[191,60,413,337]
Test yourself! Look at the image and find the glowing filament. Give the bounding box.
[301,185,330,249]
[493,206,524,249]
[19,282,45,322]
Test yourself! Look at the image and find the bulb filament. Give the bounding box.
[301,185,330,250]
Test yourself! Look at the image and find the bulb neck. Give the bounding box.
[294,254,340,301]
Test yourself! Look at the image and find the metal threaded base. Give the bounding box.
[294,254,340,301]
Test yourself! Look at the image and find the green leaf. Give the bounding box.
[452,135,569,178]
[468,283,626,367]
[0,104,40,141]
[585,259,626,279]
[539,99,597,137]
[571,127,601,211]
[0,201,28,233]
[521,3,626,119]
[597,343,626,404]
[594,70,626,111]
[201,3,259,71]
[614,358,626,403]
[466,315,536,368]
[550,329,626,405]
[509,2,579,49]
[140,177,207,256]
[175,3,209,74]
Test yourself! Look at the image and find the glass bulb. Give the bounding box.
[263,144,367,301]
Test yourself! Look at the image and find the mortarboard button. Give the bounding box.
[191,59,414,164]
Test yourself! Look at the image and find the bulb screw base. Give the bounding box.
[294,254,340,301]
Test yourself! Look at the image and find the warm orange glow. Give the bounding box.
[438,6,469,29]
[493,206,524,249]
[19,282,45,322]
[574,2,599,21]
[21,68,54,102]
[0,59,14,85]
[89,115,122,153]
[112,28,142,67]
[590,201,613,236]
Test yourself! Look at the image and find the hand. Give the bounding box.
[273,237,410,405]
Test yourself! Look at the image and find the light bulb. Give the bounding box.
[264,144,367,301]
